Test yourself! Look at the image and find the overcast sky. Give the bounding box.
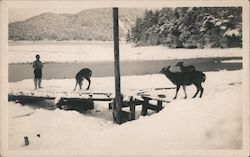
[9,8,86,23]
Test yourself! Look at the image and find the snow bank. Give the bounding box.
[7,70,243,155]
[220,59,242,63]
[8,42,242,63]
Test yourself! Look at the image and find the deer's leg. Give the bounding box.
[199,85,204,98]
[79,79,83,90]
[182,85,187,99]
[174,85,180,99]
[192,84,200,98]
[86,77,91,90]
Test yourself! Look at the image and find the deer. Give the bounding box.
[175,61,195,72]
[74,68,92,91]
[160,65,206,99]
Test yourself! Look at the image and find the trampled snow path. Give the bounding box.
[7,70,243,155]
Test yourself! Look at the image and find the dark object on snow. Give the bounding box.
[56,98,94,112]
[175,61,195,72]
[9,95,45,103]
[37,134,40,138]
[74,68,92,91]
[24,136,29,146]
[158,94,166,98]
[160,65,206,99]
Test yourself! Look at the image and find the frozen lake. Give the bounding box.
[8,41,242,82]
[9,57,242,82]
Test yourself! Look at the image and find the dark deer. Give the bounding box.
[175,61,195,72]
[74,68,92,91]
[160,66,206,99]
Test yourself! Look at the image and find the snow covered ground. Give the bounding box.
[5,41,247,156]
[7,70,243,155]
[8,41,242,63]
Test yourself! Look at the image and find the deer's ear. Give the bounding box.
[160,68,164,73]
[167,65,171,69]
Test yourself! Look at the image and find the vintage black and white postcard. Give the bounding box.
[0,0,249,156]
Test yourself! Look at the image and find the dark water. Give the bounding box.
[9,57,242,82]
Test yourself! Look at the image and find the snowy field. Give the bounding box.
[6,41,247,156]
[8,41,242,63]
[7,70,243,155]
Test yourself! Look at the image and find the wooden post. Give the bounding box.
[141,97,149,116]
[24,136,29,146]
[157,100,163,112]
[129,97,135,120]
[112,8,123,124]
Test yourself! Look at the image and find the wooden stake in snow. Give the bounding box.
[24,136,29,146]
[112,7,123,124]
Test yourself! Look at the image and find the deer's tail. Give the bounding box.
[202,73,206,82]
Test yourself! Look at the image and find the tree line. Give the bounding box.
[127,7,242,48]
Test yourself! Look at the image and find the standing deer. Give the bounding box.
[160,65,206,99]
[74,68,92,91]
[175,61,195,72]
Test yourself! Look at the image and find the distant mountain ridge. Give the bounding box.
[9,8,146,41]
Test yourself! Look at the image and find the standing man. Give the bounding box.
[33,54,43,89]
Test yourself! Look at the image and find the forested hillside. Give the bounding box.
[9,8,145,41]
[127,7,242,48]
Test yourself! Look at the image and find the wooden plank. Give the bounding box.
[9,94,55,101]
[61,97,113,102]
[137,87,176,95]
[122,100,143,107]
[139,95,170,103]
[147,103,159,111]
[9,89,113,98]
[9,94,113,102]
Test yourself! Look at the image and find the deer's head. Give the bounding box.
[175,61,184,67]
[160,66,171,74]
